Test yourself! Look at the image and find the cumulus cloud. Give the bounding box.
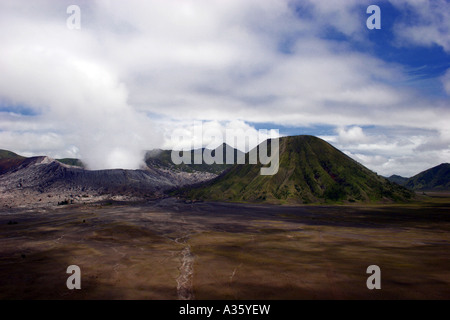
[161,120,280,152]
[322,126,450,177]
[0,0,448,175]
[0,0,161,169]
[336,126,368,144]
[442,69,450,95]
[390,0,450,52]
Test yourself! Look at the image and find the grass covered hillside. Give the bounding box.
[0,150,24,160]
[186,135,413,204]
[0,149,26,174]
[405,163,450,191]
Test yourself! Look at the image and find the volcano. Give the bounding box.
[186,135,413,204]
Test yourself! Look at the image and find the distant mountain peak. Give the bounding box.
[0,149,24,160]
[387,174,408,186]
[185,135,413,204]
[404,163,450,191]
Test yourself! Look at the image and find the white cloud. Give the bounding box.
[161,119,280,152]
[336,126,368,144]
[301,0,366,37]
[442,69,450,95]
[322,126,450,177]
[0,0,447,176]
[0,1,161,169]
[390,0,450,52]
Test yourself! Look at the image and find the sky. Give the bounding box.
[0,0,449,176]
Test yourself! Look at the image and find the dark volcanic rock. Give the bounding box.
[0,156,216,207]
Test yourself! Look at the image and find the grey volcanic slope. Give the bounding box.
[0,156,215,206]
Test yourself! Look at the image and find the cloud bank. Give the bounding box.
[0,0,448,175]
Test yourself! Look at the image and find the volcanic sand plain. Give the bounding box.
[0,195,449,299]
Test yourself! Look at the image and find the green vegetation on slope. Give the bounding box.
[405,163,450,191]
[0,149,24,160]
[185,136,413,204]
[387,175,408,186]
[0,149,26,174]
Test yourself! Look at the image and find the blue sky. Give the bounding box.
[0,0,448,175]
[274,1,449,136]
[363,2,448,97]
[290,1,449,97]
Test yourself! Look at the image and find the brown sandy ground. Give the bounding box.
[0,195,449,299]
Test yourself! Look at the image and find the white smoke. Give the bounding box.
[0,46,156,169]
[0,0,449,177]
[0,3,159,169]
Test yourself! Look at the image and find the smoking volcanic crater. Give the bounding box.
[0,136,449,300]
[0,135,418,208]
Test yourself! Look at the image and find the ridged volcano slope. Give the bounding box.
[187,135,413,204]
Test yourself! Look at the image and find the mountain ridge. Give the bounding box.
[404,163,450,191]
[185,135,414,204]
[387,174,408,186]
[145,143,244,174]
[4,137,447,206]
[0,154,216,208]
